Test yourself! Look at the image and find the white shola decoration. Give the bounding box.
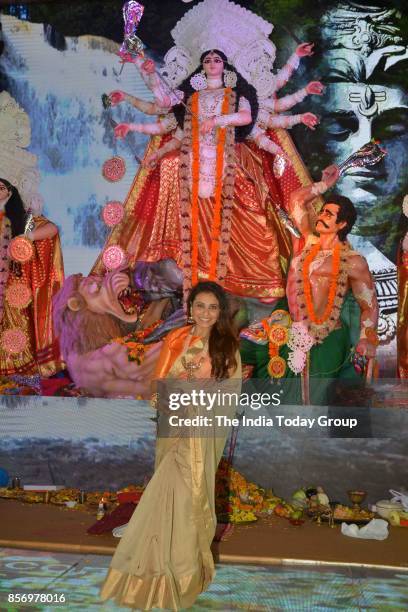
[288,322,315,353]
[0,92,43,212]
[160,0,277,97]
[287,348,307,375]
[287,322,315,374]
[190,71,208,91]
[223,69,237,88]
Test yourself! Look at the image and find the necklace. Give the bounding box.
[297,241,349,343]
[181,333,209,380]
[303,242,341,325]
[206,76,223,90]
[181,355,205,380]
[179,88,236,295]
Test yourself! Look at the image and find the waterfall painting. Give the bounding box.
[0,12,151,275]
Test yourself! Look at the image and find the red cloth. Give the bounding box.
[87,502,137,535]
[40,374,76,396]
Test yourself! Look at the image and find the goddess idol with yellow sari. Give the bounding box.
[101,281,241,610]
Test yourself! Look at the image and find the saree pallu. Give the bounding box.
[0,217,64,377]
[100,326,242,610]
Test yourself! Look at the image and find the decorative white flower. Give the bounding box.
[190,72,208,91]
[288,322,314,353]
[287,348,307,375]
[223,69,237,88]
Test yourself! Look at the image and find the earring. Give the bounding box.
[223,69,237,88]
[187,310,194,324]
[190,71,207,91]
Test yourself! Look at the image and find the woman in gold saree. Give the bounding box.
[100,281,241,610]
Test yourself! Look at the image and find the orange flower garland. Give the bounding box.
[303,243,341,325]
[190,88,231,284]
[112,320,162,363]
[262,319,287,378]
[191,92,200,286]
[268,324,289,347]
[209,87,231,280]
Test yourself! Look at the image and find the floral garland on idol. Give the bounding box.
[179,88,236,296]
[287,242,349,375]
[112,320,162,363]
[0,214,12,324]
[262,314,289,379]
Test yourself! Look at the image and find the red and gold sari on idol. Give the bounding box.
[100,325,241,611]
[93,122,320,300]
[0,216,64,377]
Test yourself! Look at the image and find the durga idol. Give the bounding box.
[94,0,324,307]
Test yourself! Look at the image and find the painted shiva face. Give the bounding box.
[292,1,408,260]
[320,83,408,209]
[191,291,220,330]
[315,203,346,236]
[202,52,224,78]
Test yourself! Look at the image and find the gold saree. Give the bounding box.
[100,326,242,610]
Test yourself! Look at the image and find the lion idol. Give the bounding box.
[53,260,184,398]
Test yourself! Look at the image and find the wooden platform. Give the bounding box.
[1,500,408,570]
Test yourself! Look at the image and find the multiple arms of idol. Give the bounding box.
[109,43,323,162]
[249,43,323,157]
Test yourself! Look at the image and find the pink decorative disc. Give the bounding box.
[1,328,28,354]
[103,245,126,270]
[8,236,34,263]
[102,201,125,227]
[102,156,126,182]
[5,283,32,309]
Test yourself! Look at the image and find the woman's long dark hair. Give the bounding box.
[0,178,28,237]
[173,49,258,142]
[187,281,238,380]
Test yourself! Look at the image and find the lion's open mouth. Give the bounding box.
[117,286,143,315]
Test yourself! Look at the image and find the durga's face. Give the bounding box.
[202,52,224,78]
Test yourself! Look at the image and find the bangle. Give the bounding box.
[311,181,328,196]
